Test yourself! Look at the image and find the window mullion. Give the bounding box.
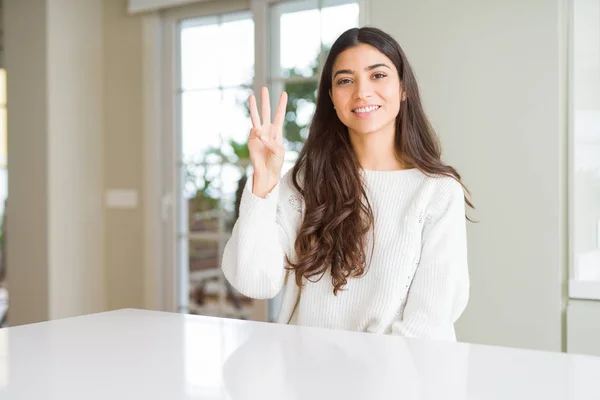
[251,0,270,100]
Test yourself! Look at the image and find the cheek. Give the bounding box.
[383,88,401,112]
[331,89,346,107]
[384,85,401,103]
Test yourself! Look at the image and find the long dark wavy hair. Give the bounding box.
[286,27,473,295]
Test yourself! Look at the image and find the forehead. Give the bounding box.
[332,43,396,72]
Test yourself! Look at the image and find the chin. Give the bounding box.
[347,121,387,135]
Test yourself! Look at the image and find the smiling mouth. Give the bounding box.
[352,105,381,115]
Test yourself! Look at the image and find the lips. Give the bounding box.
[352,105,381,114]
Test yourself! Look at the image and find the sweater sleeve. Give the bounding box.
[222,171,302,299]
[392,178,470,341]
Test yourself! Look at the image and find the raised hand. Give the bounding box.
[248,87,288,198]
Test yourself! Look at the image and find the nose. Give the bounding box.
[353,78,373,100]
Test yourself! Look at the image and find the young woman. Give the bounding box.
[222,27,472,342]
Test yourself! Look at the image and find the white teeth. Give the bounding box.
[353,105,380,113]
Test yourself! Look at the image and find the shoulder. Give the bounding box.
[427,176,466,221]
[409,171,465,215]
[429,175,464,203]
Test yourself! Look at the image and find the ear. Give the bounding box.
[401,91,407,101]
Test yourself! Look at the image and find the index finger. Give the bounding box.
[248,94,261,128]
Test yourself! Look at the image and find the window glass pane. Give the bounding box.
[219,14,254,87]
[189,238,220,273]
[321,3,360,48]
[181,90,222,161]
[281,80,317,151]
[182,13,253,89]
[181,90,224,207]
[181,17,221,90]
[217,163,244,216]
[182,88,250,217]
[184,161,223,220]
[186,162,243,225]
[271,1,321,78]
[188,236,254,319]
[221,87,253,149]
[188,202,223,233]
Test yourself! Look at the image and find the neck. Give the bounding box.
[349,123,404,170]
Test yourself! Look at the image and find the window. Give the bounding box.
[176,11,255,319]
[569,0,600,300]
[163,0,362,320]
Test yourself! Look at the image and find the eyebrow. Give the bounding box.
[333,63,391,78]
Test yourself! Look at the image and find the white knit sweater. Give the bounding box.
[222,168,469,341]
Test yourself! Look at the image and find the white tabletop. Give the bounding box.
[0,309,599,399]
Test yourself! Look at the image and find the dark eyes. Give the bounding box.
[337,78,352,85]
[336,72,387,85]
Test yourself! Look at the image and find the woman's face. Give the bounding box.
[329,44,402,137]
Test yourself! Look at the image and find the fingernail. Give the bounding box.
[261,135,269,142]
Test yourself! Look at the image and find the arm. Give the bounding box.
[392,178,470,341]
[222,171,301,299]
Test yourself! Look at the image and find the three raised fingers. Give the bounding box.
[248,87,287,136]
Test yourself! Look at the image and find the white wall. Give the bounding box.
[6,0,106,324]
[5,0,51,325]
[103,0,145,312]
[47,0,105,319]
[370,0,568,351]
[572,0,600,278]
[567,300,600,356]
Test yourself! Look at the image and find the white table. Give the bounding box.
[0,309,599,399]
